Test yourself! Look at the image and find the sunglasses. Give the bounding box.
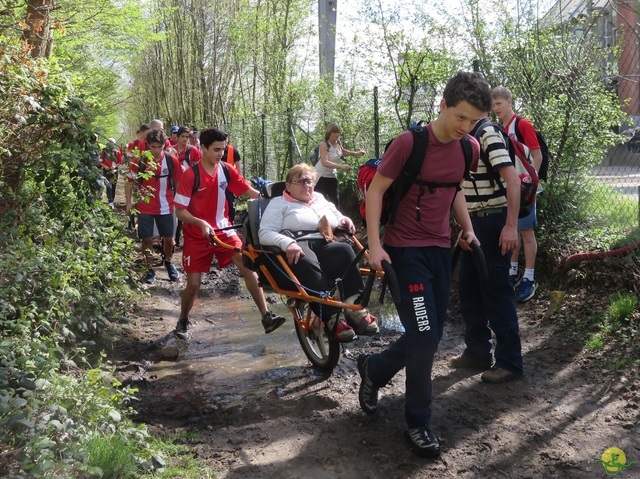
[290,178,314,186]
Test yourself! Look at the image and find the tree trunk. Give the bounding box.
[22,0,54,58]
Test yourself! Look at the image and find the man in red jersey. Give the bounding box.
[169,125,179,146]
[126,129,182,284]
[173,126,203,246]
[126,124,150,160]
[173,128,285,339]
[175,126,203,170]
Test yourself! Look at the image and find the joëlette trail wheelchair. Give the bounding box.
[208,181,400,373]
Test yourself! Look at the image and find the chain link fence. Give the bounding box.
[221,85,639,235]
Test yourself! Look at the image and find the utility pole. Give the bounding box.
[318,0,337,87]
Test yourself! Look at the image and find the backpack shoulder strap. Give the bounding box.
[460,134,473,180]
[221,161,231,181]
[167,153,174,174]
[191,161,200,195]
[387,126,428,225]
[513,116,524,143]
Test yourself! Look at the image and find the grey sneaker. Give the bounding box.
[407,427,441,458]
[262,311,285,334]
[165,261,180,282]
[143,269,156,284]
[174,318,190,339]
[357,354,378,415]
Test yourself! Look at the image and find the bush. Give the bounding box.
[0,33,149,477]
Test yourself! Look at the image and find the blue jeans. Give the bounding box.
[366,245,450,429]
[459,211,523,373]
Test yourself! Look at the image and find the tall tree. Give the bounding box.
[22,0,53,58]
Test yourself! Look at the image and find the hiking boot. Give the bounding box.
[328,318,356,343]
[406,427,441,458]
[509,274,521,291]
[517,278,537,303]
[357,354,378,415]
[481,367,521,384]
[165,261,180,282]
[143,269,156,284]
[174,318,190,339]
[449,355,492,370]
[262,311,286,334]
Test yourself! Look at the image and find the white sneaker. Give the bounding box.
[108,202,115,209]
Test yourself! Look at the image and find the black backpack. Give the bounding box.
[376,126,473,226]
[137,153,177,193]
[181,145,193,166]
[189,161,230,195]
[473,121,539,218]
[514,116,550,181]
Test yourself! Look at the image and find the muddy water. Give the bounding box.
[143,283,402,415]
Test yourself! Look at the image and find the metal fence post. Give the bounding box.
[261,113,266,178]
[374,86,380,158]
[287,108,294,169]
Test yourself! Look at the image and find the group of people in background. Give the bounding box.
[99,119,286,340]
[96,72,544,459]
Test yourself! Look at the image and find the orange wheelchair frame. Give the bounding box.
[208,227,399,373]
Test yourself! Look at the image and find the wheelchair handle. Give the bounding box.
[451,241,488,281]
[470,241,489,281]
[381,260,401,305]
[359,268,377,308]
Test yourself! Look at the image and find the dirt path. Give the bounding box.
[105,178,639,478]
[110,269,638,479]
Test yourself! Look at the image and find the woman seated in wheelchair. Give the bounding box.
[258,163,379,343]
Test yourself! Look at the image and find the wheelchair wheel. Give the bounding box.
[294,312,339,372]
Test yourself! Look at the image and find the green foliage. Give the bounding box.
[48,0,156,141]
[83,432,139,478]
[147,432,218,478]
[586,331,604,351]
[608,292,638,325]
[0,30,158,477]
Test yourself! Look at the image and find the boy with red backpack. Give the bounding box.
[492,86,544,302]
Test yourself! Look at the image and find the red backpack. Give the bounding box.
[356,126,472,225]
[356,158,381,220]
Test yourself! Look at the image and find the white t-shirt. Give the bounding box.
[314,142,343,181]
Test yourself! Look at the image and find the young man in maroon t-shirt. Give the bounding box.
[358,72,490,459]
[173,128,284,340]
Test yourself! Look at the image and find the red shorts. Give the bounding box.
[182,234,242,273]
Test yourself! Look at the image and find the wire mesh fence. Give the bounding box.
[219,0,640,235]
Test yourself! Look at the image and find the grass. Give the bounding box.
[609,292,639,325]
[586,331,604,351]
[585,180,639,231]
[142,432,218,479]
[84,433,138,478]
